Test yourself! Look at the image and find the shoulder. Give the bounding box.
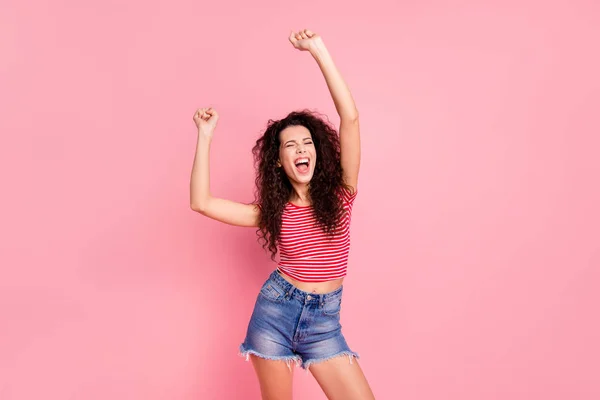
[340,185,358,206]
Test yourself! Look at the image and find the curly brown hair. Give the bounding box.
[252,110,350,260]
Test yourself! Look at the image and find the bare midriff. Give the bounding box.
[278,270,344,294]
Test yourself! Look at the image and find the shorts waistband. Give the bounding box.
[268,270,343,303]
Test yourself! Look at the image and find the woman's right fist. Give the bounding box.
[193,107,219,136]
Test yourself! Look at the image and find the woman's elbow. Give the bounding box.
[190,201,207,214]
[343,112,359,124]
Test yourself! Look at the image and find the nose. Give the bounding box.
[296,146,307,154]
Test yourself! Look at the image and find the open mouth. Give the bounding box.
[294,158,310,174]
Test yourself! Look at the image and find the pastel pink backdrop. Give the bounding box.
[1,0,598,399]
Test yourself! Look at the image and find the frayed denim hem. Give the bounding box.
[238,344,302,370]
[302,350,360,370]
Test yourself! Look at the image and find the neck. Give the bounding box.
[290,182,310,202]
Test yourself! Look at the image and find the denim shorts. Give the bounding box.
[239,270,359,370]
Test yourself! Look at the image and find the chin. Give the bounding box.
[293,177,312,185]
[288,173,314,185]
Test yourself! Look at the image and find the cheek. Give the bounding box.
[280,148,294,163]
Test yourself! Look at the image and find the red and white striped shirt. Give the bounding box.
[277,188,358,282]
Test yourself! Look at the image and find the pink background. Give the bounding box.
[1,0,599,399]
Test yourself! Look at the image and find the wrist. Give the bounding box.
[198,130,213,142]
[310,45,331,65]
[309,37,327,56]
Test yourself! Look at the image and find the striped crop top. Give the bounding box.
[277,187,358,282]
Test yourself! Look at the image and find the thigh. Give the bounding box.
[250,355,295,400]
[309,356,375,400]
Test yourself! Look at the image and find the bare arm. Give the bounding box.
[190,108,260,227]
[289,30,361,191]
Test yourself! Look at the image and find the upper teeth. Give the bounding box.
[295,158,309,165]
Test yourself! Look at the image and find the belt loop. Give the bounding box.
[286,284,295,299]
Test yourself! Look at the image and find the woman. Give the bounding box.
[190,29,375,400]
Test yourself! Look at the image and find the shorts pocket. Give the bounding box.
[321,297,342,316]
[259,281,285,303]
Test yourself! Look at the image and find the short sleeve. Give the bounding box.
[342,186,358,208]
